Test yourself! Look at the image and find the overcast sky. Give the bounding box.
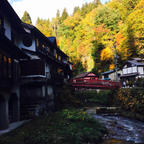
[8,0,110,25]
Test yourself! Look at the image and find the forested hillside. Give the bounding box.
[35,0,144,76]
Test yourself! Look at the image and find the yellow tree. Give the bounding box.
[36,18,53,37]
[127,0,144,56]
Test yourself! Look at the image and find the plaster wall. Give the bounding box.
[17,38,36,51]
[4,18,11,40]
[138,67,144,74]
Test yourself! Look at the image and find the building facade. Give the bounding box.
[0,0,29,130]
[120,58,144,87]
[0,0,72,130]
[102,69,122,81]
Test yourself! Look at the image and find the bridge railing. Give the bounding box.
[70,78,121,89]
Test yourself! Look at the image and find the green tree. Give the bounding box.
[56,9,60,18]
[95,6,121,31]
[93,0,101,6]
[56,0,143,75]
[36,18,52,37]
[51,10,61,37]
[73,6,80,15]
[21,11,32,24]
[125,0,144,57]
[60,8,68,23]
[122,0,140,14]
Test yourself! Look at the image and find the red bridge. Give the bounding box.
[70,72,121,89]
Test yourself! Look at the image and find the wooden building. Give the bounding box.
[19,24,72,118]
[120,58,144,87]
[102,69,122,81]
[0,0,72,129]
[0,0,29,130]
[72,72,98,82]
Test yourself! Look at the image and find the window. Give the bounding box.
[0,54,12,79]
[8,58,12,78]
[0,15,4,28]
[57,68,63,75]
[59,56,61,61]
[0,14,4,34]
[42,44,45,48]
[3,56,7,63]
[23,35,32,47]
[138,67,144,74]
[56,53,58,59]
[3,56,8,78]
[8,58,12,64]
[36,39,39,47]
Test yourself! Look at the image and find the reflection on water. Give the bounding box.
[93,114,144,144]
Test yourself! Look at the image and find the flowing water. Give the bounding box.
[93,114,144,144]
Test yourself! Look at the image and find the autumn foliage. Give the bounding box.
[116,88,144,115]
[35,0,144,75]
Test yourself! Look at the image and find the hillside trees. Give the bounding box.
[60,8,69,23]
[126,0,144,57]
[36,18,53,37]
[30,0,144,76]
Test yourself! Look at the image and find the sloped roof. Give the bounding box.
[73,72,97,79]
[102,70,114,75]
[22,23,50,43]
[102,68,120,75]
[0,0,24,33]
[127,58,144,66]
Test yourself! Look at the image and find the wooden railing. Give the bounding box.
[70,78,121,89]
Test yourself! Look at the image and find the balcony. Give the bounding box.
[122,67,137,75]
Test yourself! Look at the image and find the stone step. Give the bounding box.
[85,107,120,115]
[96,107,120,114]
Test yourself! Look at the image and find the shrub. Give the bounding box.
[0,109,106,144]
[75,90,115,106]
[116,88,144,114]
[134,78,144,87]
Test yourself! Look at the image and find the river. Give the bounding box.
[93,114,144,144]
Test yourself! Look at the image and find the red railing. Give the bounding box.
[70,78,121,89]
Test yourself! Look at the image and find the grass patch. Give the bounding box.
[74,90,115,107]
[0,109,107,144]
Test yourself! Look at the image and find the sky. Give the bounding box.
[8,0,110,25]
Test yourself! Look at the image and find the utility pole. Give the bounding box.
[113,42,118,82]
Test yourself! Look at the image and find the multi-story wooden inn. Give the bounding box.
[0,0,72,130]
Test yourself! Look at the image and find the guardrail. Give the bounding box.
[70,78,121,89]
